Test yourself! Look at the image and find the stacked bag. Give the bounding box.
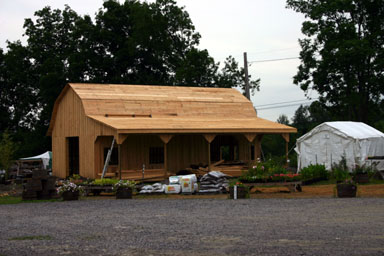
[138,174,198,194]
[139,183,165,194]
[166,174,198,194]
[199,171,229,193]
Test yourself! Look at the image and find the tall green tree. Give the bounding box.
[287,0,384,125]
[0,0,260,157]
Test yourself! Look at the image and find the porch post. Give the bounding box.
[164,142,168,179]
[116,134,129,180]
[281,133,290,165]
[159,135,174,179]
[254,134,263,161]
[203,134,216,171]
[243,133,257,166]
[118,144,122,180]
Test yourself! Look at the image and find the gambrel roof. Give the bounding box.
[48,83,296,135]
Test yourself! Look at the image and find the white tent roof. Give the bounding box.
[297,121,384,142]
[296,122,384,171]
[19,151,52,169]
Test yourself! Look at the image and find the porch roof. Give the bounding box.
[88,115,296,134]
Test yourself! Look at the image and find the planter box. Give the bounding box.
[229,186,248,199]
[116,188,133,199]
[336,184,357,198]
[62,191,80,201]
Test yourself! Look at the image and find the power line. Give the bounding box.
[255,98,318,108]
[248,56,299,64]
[247,46,300,55]
[257,101,314,111]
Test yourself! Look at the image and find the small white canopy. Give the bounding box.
[19,151,52,169]
[295,122,384,171]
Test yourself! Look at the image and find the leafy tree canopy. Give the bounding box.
[0,0,259,157]
[286,0,384,125]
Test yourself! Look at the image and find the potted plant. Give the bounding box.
[336,179,357,198]
[229,180,249,199]
[57,181,84,201]
[113,180,136,199]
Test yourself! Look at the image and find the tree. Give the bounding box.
[291,104,311,137]
[286,0,384,125]
[0,0,260,157]
[277,114,290,125]
[0,131,18,178]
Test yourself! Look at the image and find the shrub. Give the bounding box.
[330,167,350,181]
[300,164,328,181]
[330,157,350,181]
[92,178,119,186]
[240,159,289,182]
[353,164,375,176]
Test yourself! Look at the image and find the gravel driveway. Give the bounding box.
[0,198,383,256]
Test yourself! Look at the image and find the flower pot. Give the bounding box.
[62,191,79,201]
[336,184,357,198]
[354,173,370,184]
[116,188,133,199]
[229,186,248,199]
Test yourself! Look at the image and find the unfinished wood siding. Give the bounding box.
[94,136,118,177]
[52,136,67,178]
[51,88,115,178]
[167,134,208,173]
[121,135,164,171]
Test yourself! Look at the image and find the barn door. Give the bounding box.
[67,137,79,176]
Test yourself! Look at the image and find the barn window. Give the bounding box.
[149,147,164,164]
[104,147,118,165]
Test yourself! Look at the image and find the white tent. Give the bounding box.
[295,122,384,171]
[19,151,52,170]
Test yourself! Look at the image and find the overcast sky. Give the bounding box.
[0,0,316,122]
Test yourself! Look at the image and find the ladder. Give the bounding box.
[101,138,115,179]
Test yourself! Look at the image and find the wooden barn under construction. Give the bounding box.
[47,83,296,180]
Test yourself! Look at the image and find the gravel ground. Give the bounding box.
[0,198,384,256]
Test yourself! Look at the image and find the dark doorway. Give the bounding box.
[67,137,79,176]
[211,135,238,162]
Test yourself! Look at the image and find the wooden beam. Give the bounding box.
[163,142,168,179]
[281,133,289,142]
[118,144,122,180]
[203,134,216,143]
[281,133,289,165]
[159,134,173,144]
[117,134,129,145]
[202,134,216,171]
[243,133,257,143]
[254,134,263,161]
[208,141,211,171]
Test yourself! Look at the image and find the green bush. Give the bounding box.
[330,157,350,181]
[300,164,328,181]
[353,164,375,176]
[330,167,350,181]
[92,178,119,186]
[240,159,289,182]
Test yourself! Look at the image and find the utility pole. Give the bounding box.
[243,52,250,100]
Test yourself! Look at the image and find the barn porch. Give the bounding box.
[95,132,291,181]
